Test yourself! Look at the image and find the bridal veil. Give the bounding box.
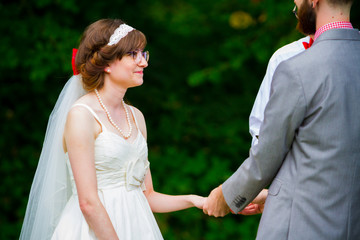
[20,75,86,239]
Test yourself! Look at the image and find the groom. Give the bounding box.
[203,0,360,239]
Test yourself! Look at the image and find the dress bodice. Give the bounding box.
[65,104,149,194]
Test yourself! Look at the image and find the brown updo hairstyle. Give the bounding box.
[75,19,147,91]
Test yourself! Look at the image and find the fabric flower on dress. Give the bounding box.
[125,156,149,191]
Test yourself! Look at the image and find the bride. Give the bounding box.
[20,19,205,240]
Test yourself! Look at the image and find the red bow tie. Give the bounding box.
[302,38,314,49]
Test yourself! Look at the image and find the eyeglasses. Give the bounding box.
[292,5,298,18]
[127,50,149,64]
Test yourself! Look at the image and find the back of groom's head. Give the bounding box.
[326,0,353,6]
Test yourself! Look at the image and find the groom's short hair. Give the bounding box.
[327,0,353,6]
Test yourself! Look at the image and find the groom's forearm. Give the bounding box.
[222,157,266,213]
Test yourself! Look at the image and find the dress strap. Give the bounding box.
[71,103,107,131]
[129,106,139,130]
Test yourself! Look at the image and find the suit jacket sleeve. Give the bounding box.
[222,60,307,213]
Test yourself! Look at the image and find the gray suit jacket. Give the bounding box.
[223,28,360,239]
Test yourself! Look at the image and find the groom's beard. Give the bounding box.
[296,1,317,35]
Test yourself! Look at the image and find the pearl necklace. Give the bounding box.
[94,89,132,139]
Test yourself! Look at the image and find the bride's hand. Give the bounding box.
[190,195,207,209]
[238,189,268,215]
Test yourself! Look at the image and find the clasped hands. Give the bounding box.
[202,185,268,217]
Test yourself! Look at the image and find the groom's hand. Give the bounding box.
[203,185,230,217]
[238,189,268,215]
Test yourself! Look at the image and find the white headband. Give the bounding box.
[107,24,135,46]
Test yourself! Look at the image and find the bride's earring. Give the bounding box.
[105,68,111,73]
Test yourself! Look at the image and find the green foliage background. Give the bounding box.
[1,0,359,239]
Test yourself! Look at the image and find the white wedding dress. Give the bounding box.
[51,104,163,240]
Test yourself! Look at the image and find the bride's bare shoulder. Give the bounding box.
[73,92,97,106]
[66,92,99,120]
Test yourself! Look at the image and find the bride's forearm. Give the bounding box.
[80,198,119,240]
[142,169,205,213]
[145,191,197,213]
